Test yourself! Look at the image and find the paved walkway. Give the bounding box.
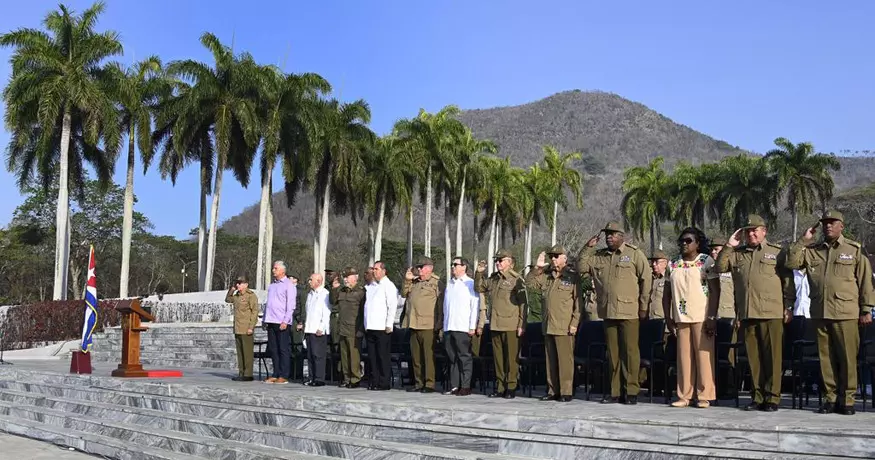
[0,433,96,459]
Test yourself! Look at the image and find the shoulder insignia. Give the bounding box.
[507,269,520,278]
[766,242,783,249]
[847,240,862,249]
[625,243,639,250]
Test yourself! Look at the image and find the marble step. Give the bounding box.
[88,356,239,369]
[0,400,335,460]
[97,339,247,347]
[0,396,531,460]
[0,412,207,460]
[0,381,827,460]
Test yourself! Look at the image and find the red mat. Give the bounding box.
[144,370,183,378]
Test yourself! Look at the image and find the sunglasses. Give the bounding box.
[451,263,465,267]
[549,254,562,258]
[677,237,695,245]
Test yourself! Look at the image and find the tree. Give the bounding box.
[1,1,123,299]
[765,137,841,239]
[362,136,414,265]
[667,161,717,230]
[107,56,167,298]
[166,32,264,290]
[479,156,515,275]
[541,146,583,246]
[711,155,779,232]
[258,69,329,289]
[621,157,671,250]
[520,163,551,269]
[453,130,496,257]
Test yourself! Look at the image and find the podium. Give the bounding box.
[111,298,155,377]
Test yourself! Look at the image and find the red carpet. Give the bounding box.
[144,370,183,378]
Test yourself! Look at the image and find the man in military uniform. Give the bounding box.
[709,238,736,320]
[475,249,527,399]
[578,222,651,405]
[583,277,601,321]
[648,250,669,319]
[225,274,259,381]
[715,215,794,412]
[330,267,366,388]
[325,268,342,377]
[787,211,874,415]
[402,256,443,393]
[527,245,581,402]
[290,276,306,381]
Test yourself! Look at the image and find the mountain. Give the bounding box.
[221,90,874,250]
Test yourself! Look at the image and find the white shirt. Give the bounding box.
[443,275,480,332]
[793,270,811,318]
[364,277,399,331]
[304,286,331,334]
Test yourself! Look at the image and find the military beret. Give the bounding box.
[494,248,514,260]
[820,210,844,223]
[743,214,766,229]
[547,244,566,255]
[416,256,434,266]
[603,221,625,233]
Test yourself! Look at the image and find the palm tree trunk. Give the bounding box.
[406,206,414,268]
[487,202,497,275]
[425,164,432,257]
[473,213,480,264]
[319,174,331,272]
[444,204,452,279]
[368,215,375,267]
[204,159,225,291]
[119,127,136,298]
[53,108,72,300]
[265,192,274,289]
[649,220,656,253]
[455,168,466,256]
[374,194,387,262]
[656,220,663,250]
[525,218,534,270]
[313,201,321,273]
[551,200,559,246]
[792,207,799,241]
[255,168,272,291]
[197,166,208,291]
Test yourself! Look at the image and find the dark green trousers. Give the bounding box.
[604,319,640,397]
[491,331,520,392]
[742,318,783,405]
[234,333,254,377]
[815,319,859,406]
[410,329,436,389]
[339,334,362,384]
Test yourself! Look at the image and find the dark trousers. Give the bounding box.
[306,333,328,382]
[234,333,254,377]
[742,318,783,405]
[444,331,473,389]
[266,323,291,379]
[366,330,392,388]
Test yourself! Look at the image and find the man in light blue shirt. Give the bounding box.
[264,260,296,384]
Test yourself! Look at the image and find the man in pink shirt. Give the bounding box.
[264,260,296,384]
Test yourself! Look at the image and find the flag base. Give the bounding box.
[69,351,92,374]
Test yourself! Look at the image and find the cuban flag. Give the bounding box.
[80,245,98,353]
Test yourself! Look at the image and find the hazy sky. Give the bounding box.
[1,1,872,238]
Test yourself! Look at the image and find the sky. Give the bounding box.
[1,1,873,238]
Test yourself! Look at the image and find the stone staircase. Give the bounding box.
[91,323,266,371]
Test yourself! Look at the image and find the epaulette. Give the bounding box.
[506,269,520,278]
[625,243,639,250]
[765,241,783,249]
[847,240,862,249]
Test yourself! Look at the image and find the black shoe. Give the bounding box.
[503,390,516,399]
[540,394,558,401]
[312,381,326,387]
[339,382,349,388]
[488,391,505,398]
[347,382,360,389]
[303,380,314,386]
[420,387,436,394]
[743,402,761,411]
[816,403,835,414]
[559,395,573,402]
[406,387,422,393]
[838,405,856,415]
[624,395,638,405]
[443,388,458,396]
[761,403,778,412]
[600,396,619,404]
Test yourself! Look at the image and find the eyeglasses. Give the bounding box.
[415,265,424,269]
[550,254,561,258]
[677,238,695,245]
[451,263,465,267]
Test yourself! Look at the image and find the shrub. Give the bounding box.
[1,299,122,350]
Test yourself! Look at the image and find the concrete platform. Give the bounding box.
[0,361,869,459]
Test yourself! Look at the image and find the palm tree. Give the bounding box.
[301,98,374,273]
[453,130,496,256]
[257,69,329,289]
[765,137,841,239]
[106,56,167,298]
[541,146,583,246]
[621,157,671,251]
[479,156,515,275]
[394,106,466,257]
[1,1,123,300]
[166,32,264,290]
[521,163,551,269]
[711,154,779,232]
[668,161,717,230]
[363,136,414,264]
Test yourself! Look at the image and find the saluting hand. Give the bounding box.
[332,278,341,289]
[477,260,487,273]
[727,228,743,248]
[405,268,415,281]
[536,252,547,268]
[586,233,600,248]
[802,224,818,244]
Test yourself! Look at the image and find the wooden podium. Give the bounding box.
[111,298,155,377]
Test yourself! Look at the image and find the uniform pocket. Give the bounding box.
[758,258,777,275]
[616,262,634,279]
[834,259,855,280]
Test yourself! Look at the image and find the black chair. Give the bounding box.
[857,324,875,411]
[638,319,666,403]
[791,319,822,409]
[254,340,270,381]
[579,321,607,401]
[390,329,410,388]
[657,333,677,404]
[519,322,545,397]
[433,333,450,390]
[473,325,494,394]
[714,318,744,406]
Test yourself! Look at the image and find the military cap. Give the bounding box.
[819,210,844,223]
[710,236,727,247]
[493,248,514,260]
[416,256,434,266]
[235,274,250,284]
[547,244,566,255]
[603,221,625,233]
[743,214,767,229]
[649,250,668,260]
[341,267,358,277]
[324,268,336,274]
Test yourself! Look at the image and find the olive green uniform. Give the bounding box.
[330,284,366,385]
[526,265,581,397]
[715,238,794,406]
[475,268,527,393]
[787,234,875,406]
[402,275,443,390]
[648,274,667,319]
[291,291,307,378]
[578,242,651,397]
[226,288,259,378]
[583,278,602,321]
[715,272,736,319]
